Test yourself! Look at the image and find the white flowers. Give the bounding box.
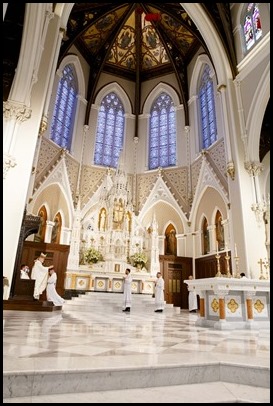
[130,251,148,268]
[84,247,103,264]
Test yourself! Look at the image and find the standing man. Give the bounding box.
[31,253,53,300]
[122,268,132,312]
[154,272,165,312]
[188,275,198,313]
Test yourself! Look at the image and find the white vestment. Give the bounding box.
[20,270,30,279]
[188,291,198,311]
[31,260,50,299]
[123,274,132,308]
[46,272,65,306]
[155,276,165,310]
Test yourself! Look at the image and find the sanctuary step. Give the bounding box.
[3,298,62,312]
[3,361,269,400]
[3,382,270,403]
[63,291,181,314]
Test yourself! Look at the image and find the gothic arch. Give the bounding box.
[189,54,216,98]
[246,62,270,163]
[57,54,86,99]
[94,82,132,114]
[143,82,181,114]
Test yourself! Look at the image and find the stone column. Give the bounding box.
[44,220,54,243]
[214,290,228,329]
[199,291,205,318]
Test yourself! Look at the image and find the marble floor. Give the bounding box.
[3,292,270,403]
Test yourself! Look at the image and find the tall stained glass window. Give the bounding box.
[149,92,176,170]
[243,3,262,52]
[50,64,77,151]
[94,92,125,168]
[199,65,217,149]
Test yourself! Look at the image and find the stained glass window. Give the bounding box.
[243,3,262,52]
[149,92,176,170]
[199,65,217,150]
[94,92,125,168]
[50,64,78,151]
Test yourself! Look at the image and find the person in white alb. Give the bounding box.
[188,275,198,313]
[46,267,65,306]
[122,268,132,312]
[20,264,30,279]
[31,253,53,300]
[154,272,165,312]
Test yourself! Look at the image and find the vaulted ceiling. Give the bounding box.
[58,3,237,124]
[3,3,269,160]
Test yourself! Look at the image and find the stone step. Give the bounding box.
[3,362,269,399]
[3,382,270,403]
[65,292,180,313]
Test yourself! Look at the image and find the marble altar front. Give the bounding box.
[184,277,270,330]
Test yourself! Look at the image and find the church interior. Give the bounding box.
[3,3,270,402]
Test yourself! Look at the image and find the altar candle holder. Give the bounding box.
[225,253,232,278]
[234,256,240,278]
[215,254,222,277]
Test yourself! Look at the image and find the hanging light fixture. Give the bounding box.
[145,13,161,22]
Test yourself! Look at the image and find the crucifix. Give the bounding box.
[258,258,265,280]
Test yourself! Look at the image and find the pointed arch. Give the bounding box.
[94,82,132,114]
[34,205,48,242]
[143,82,180,114]
[165,224,177,256]
[51,212,62,244]
[201,216,210,255]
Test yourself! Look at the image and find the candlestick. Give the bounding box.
[234,243,238,257]
[215,254,222,277]
[225,253,232,278]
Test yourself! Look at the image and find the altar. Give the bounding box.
[184,277,270,330]
[65,263,155,295]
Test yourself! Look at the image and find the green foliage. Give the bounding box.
[129,251,148,268]
[84,247,103,264]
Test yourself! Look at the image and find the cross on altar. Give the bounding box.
[258,258,266,279]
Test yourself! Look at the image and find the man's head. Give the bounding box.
[20,264,29,272]
[125,268,131,275]
[156,272,161,278]
[38,252,47,263]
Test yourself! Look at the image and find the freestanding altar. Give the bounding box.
[184,277,270,330]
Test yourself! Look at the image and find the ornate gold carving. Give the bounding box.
[211,298,219,312]
[227,298,239,313]
[254,299,264,313]
[226,161,235,180]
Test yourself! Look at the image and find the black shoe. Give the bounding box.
[125,307,130,312]
[155,309,163,312]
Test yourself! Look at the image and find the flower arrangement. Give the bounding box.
[84,247,103,264]
[129,251,148,269]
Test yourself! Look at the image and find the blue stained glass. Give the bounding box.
[50,64,77,151]
[199,64,217,150]
[94,91,125,168]
[148,92,176,170]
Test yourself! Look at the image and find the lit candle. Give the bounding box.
[234,243,238,257]
[216,241,219,255]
